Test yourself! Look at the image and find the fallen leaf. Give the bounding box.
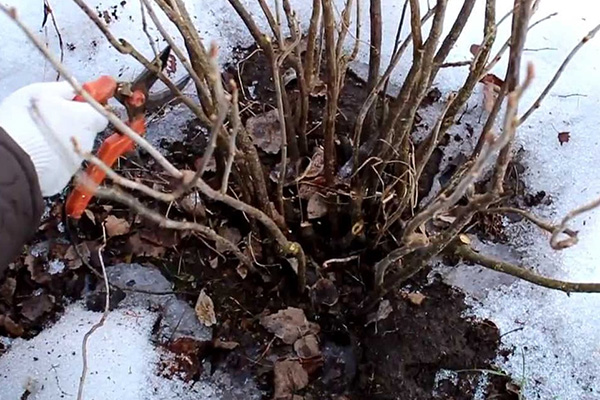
[273,359,309,399]
[84,209,96,225]
[194,155,217,173]
[166,337,202,381]
[0,278,16,305]
[269,158,296,184]
[406,292,426,306]
[195,289,217,327]
[260,307,320,344]
[311,278,339,307]
[216,226,242,253]
[307,193,327,219]
[558,131,570,145]
[298,148,325,181]
[282,67,297,86]
[25,255,51,285]
[104,215,131,238]
[480,73,503,113]
[128,233,166,258]
[366,299,393,325]
[480,73,504,87]
[236,264,248,279]
[140,228,180,247]
[246,109,282,154]
[180,192,206,218]
[298,183,318,200]
[213,339,240,350]
[293,334,321,359]
[0,315,24,337]
[310,78,327,98]
[64,243,90,270]
[19,293,55,322]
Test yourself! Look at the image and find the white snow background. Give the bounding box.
[1,0,600,399]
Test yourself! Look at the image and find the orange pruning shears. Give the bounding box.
[65,46,188,219]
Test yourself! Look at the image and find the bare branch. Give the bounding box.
[484,11,557,77]
[455,243,600,294]
[93,185,255,269]
[551,195,600,250]
[429,0,476,86]
[518,22,600,125]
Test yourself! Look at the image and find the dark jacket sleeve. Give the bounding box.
[0,127,44,277]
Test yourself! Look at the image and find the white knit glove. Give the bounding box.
[0,81,109,196]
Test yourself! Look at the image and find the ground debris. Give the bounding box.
[260,307,320,345]
[195,289,217,327]
[273,359,309,399]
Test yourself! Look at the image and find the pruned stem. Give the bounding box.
[455,243,600,294]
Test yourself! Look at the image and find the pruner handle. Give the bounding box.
[73,75,117,104]
[65,117,145,219]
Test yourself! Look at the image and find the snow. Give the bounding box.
[0,303,205,400]
[2,0,600,399]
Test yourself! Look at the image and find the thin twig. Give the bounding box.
[139,0,159,58]
[42,0,64,81]
[485,206,577,238]
[77,228,109,400]
[551,195,600,250]
[518,22,600,125]
[221,81,240,193]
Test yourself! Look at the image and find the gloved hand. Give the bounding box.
[0,81,110,196]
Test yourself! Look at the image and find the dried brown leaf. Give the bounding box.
[236,264,248,279]
[0,278,17,305]
[311,278,339,307]
[195,289,217,327]
[298,183,318,200]
[558,131,570,145]
[25,255,51,285]
[260,307,320,345]
[0,315,24,337]
[406,292,426,306]
[19,293,55,322]
[273,359,309,399]
[310,78,327,98]
[128,233,166,258]
[366,299,393,325]
[216,226,242,253]
[298,148,325,180]
[104,215,131,238]
[180,192,206,218]
[213,339,240,350]
[246,109,282,154]
[293,334,321,359]
[64,243,90,270]
[307,193,327,220]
